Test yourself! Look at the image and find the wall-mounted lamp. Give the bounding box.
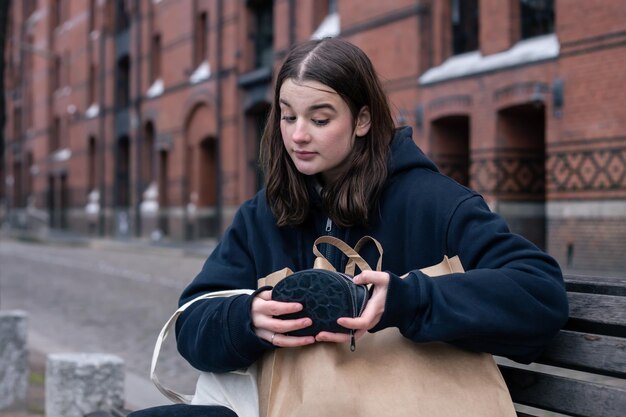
[414,105,424,132]
[397,109,407,125]
[552,79,564,119]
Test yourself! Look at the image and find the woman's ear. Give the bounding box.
[355,107,372,137]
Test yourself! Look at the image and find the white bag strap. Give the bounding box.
[150,289,255,404]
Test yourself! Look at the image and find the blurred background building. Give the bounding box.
[1,0,625,275]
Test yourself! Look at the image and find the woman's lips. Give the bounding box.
[294,150,316,160]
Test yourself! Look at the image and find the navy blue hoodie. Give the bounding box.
[176,127,569,372]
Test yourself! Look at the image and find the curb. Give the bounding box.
[0,229,216,259]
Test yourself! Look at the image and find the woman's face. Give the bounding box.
[279,78,370,184]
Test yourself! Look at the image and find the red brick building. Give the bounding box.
[3,0,626,275]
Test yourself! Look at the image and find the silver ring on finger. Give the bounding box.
[271,332,277,344]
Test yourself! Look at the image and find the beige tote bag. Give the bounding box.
[256,236,516,417]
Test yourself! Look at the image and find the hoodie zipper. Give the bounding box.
[324,217,334,261]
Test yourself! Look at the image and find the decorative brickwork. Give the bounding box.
[547,143,626,194]
[436,159,469,186]
[471,152,545,199]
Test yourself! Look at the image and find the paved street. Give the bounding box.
[0,237,214,411]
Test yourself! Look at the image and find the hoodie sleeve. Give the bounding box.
[175,208,273,372]
[372,194,569,363]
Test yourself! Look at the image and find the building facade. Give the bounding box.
[2,0,626,275]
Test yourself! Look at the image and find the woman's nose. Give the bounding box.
[292,121,310,142]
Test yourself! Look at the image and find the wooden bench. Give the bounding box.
[102,275,625,417]
[499,275,626,417]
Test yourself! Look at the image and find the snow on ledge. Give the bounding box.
[419,34,559,85]
[311,13,340,40]
[85,103,100,119]
[147,78,164,98]
[190,61,211,84]
[52,148,71,162]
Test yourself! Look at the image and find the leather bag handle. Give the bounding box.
[312,235,383,275]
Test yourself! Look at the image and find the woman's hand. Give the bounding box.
[315,270,390,344]
[252,289,316,347]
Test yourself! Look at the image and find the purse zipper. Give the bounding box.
[337,271,361,352]
[324,220,358,351]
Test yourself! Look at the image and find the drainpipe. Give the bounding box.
[19,18,26,215]
[133,0,143,237]
[215,0,224,237]
[289,0,295,46]
[97,25,106,235]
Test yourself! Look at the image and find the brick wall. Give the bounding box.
[3,0,626,273]
[549,216,626,276]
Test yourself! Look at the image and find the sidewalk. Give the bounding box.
[1,227,212,416]
[0,227,217,259]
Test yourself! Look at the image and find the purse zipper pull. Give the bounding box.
[350,330,356,352]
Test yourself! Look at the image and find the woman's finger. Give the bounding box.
[315,331,350,343]
[252,298,303,317]
[353,270,390,286]
[315,329,367,344]
[271,333,316,348]
[255,315,313,335]
[337,316,372,330]
[256,290,272,300]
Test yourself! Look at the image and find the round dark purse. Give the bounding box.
[270,236,381,351]
[271,268,369,340]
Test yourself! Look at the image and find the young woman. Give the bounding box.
[130,38,568,417]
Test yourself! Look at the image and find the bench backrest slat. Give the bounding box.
[536,330,626,378]
[567,292,626,330]
[500,366,626,417]
[565,276,626,297]
[501,276,626,417]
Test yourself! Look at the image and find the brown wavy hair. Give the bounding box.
[260,38,395,227]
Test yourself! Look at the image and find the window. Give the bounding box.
[194,12,208,67]
[13,161,23,207]
[89,0,97,32]
[25,36,34,128]
[328,0,337,13]
[105,0,115,32]
[64,51,70,87]
[143,123,155,185]
[14,107,22,141]
[451,0,479,55]
[52,55,61,91]
[88,63,97,104]
[25,152,34,200]
[6,19,14,89]
[52,0,62,28]
[24,0,38,18]
[151,33,162,82]
[50,116,61,152]
[116,136,131,207]
[88,137,97,191]
[313,0,337,28]
[248,0,273,68]
[116,55,131,108]
[520,0,554,39]
[115,0,131,34]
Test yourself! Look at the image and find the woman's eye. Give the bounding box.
[312,119,329,126]
[281,115,296,123]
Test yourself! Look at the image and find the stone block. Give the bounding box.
[0,310,28,410]
[46,353,124,417]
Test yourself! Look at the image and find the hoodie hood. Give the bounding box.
[388,126,439,177]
